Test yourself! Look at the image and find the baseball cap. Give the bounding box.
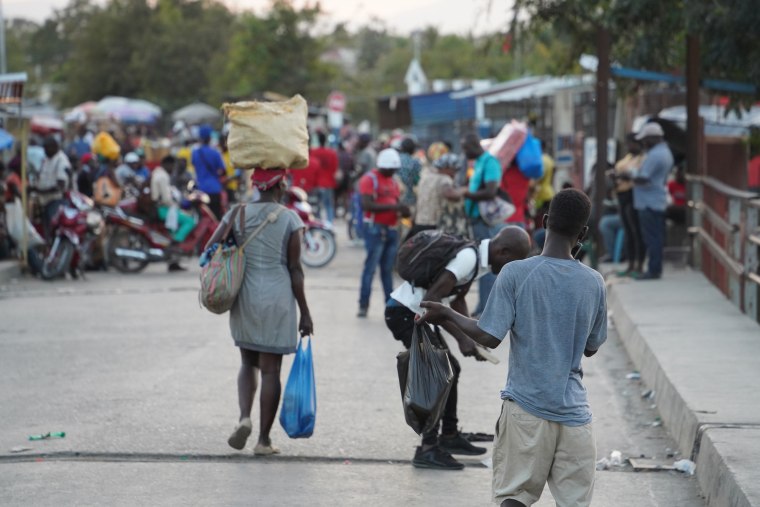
[124,152,140,164]
[376,148,401,169]
[635,122,664,140]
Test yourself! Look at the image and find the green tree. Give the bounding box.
[61,0,153,104]
[135,0,234,110]
[212,1,338,103]
[515,0,760,106]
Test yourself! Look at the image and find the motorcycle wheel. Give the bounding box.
[107,227,150,274]
[301,227,337,268]
[40,237,75,281]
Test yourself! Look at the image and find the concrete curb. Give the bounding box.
[0,260,21,285]
[608,270,760,507]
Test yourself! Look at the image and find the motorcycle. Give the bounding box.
[103,188,218,273]
[33,191,105,280]
[283,186,337,268]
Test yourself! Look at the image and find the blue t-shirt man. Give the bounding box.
[633,141,673,211]
[192,143,225,195]
[465,151,502,218]
[478,255,607,425]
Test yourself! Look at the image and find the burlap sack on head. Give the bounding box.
[222,95,309,170]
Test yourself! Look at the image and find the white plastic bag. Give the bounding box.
[5,198,44,247]
[222,95,309,170]
[164,205,179,232]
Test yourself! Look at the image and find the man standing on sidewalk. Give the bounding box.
[357,149,410,317]
[420,189,607,506]
[385,226,531,470]
[631,122,673,280]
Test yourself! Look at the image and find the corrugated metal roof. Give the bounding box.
[481,75,594,105]
[450,76,547,100]
[409,91,475,126]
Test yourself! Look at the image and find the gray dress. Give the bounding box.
[225,202,304,354]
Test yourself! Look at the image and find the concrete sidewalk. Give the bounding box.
[0,260,21,285]
[608,268,760,507]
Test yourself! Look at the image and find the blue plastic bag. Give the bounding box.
[515,133,544,179]
[279,337,316,438]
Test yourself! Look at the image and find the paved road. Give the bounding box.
[0,222,705,506]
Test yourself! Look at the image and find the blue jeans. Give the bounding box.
[637,208,665,276]
[359,223,399,309]
[599,214,623,257]
[471,218,507,315]
[317,187,335,224]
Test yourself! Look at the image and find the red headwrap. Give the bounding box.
[250,169,287,191]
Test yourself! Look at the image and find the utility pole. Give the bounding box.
[0,0,6,74]
[686,35,700,176]
[593,27,610,268]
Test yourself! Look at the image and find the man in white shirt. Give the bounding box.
[151,155,194,272]
[30,137,71,239]
[385,226,531,470]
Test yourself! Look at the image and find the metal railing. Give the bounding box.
[687,174,760,323]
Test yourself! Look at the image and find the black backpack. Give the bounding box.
[396,230,477,289]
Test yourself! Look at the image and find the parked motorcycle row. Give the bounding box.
[27,183,337,281]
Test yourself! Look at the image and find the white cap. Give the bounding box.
[376,148,401,169]
[635,122,664,140]
[124,152,140,163]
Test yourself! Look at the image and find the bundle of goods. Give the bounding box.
[222,95,309,170]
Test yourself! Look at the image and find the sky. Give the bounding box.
[3,0,514,35]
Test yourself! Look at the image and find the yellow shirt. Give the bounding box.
[176,146,195,177]
[534,154,556,207]
[223,151,238,191]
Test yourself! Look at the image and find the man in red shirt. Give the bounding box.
[357,148,410,318]
[291,149,320,194]
[501,162,531,228]
[312,131,339,225]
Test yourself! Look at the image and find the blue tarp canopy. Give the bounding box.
[0,128,14,150]
[409,91,476,126]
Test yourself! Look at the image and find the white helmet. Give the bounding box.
[377,148,401,170]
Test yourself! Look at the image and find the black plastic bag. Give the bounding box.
[396,323,454,435]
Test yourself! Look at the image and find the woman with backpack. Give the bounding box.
[222,169,313,455]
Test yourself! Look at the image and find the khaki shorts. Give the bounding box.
[492,400,596,506]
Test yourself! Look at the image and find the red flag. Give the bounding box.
[502,33,513,54]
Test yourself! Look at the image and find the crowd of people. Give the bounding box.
[0,115,688,506]
[0,121,250,270]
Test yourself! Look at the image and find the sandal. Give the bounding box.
[227,418,252,450]
[254,443,281,456]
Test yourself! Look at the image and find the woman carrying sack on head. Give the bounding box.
[223,169,313,455]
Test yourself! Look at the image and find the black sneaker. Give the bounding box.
[439,433,487,456]
[357,307,368,318]
[412,445,464,470]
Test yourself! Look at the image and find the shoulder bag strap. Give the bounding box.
[239,206,285,250]
[207,204,242,248]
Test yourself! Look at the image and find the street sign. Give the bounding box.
[326,91,346,113]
